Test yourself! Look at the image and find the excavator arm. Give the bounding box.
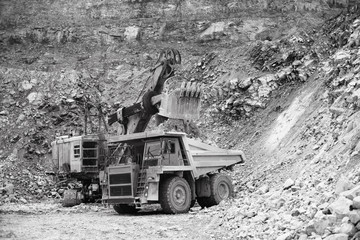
[107,49,201,135]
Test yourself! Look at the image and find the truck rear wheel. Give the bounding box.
[208,173,234,206]
[160,176,191,214]
[197,174,234,208]
[113,204,139,214]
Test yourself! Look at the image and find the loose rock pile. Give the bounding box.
[0,151,56,205]
[204,167,360,240]
[198,14,360,240]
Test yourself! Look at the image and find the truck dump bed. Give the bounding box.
[185,138,245,176]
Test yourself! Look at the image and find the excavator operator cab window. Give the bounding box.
[82,141,98,166]
[73,145,80,158]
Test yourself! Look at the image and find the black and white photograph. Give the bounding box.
[1,0,360,239]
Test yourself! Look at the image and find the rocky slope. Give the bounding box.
[1,0,360,239]
[199,12,360,240]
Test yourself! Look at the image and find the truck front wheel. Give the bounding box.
[160,176,191,214]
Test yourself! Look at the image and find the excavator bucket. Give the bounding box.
[158,81,202,120]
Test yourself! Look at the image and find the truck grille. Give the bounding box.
[110,186,132,196]
[110,173,131,184]
[107,165,136,198]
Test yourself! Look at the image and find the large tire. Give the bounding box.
[160,176,192,214]
[207,173,234,206]
[113,204,139,215]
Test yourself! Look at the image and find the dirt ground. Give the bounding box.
[0,203,219,240]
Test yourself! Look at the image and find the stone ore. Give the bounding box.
[341,185,360,200]
[353,196,360,209]
[335,177,354,194]
[328,196,352,218]
[323,233,349,240]
[283,178,295,190]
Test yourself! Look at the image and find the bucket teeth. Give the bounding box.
[196,83,202,98]
[185,82,192,97]
[180,82,186,97]
[190,82,197,97]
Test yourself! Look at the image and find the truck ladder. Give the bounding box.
[136,169,147,195]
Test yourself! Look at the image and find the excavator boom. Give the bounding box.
[107,49,201,135]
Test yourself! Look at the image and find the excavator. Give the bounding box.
[52,49,245,213]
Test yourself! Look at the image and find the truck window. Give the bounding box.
[146,142,161,157]
[74,145,80,158]
[164,141,175,154]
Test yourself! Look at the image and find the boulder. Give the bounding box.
[305,221,316,235]
[328,196,352,218]
[335,176,354,194]
[349,210,360,224]
[310,214,337,235]
[20,81,34,91]
[314,219,329,235]
[298,234,307,240]
[27,92,44,106]
[199,22,226,41]
[332,50,351,62]
[341,185,360,200]
[323,233,349,240]
[258,184,270,194]
[238,77,252,89]
[19,197,27,204]
[229,78,239,90]
[340,222,357,236]
[353,196,360,209]
[283,178,295,190]
[258,85,272,98]
[124,26,141,41]
[276,232,293,240]
[4,183,15,194]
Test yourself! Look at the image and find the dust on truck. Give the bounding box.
[101,131,245,214]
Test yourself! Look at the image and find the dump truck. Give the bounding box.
[102,130,244,214]
[51,49,245,214]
